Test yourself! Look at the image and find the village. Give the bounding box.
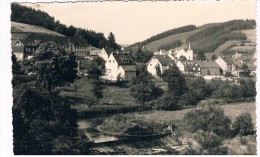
[9,2,257,155]
[12,37,256,81]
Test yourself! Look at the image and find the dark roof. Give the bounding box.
[121,65,136,72]
[195,61,220,68]
[12,46,23,53]
[180,60,195,65]
[155,55,172,66]
[221,56,234,64]
[113,53,136,65]
[13,39,42,47]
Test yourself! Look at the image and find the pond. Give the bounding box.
[78,117,122,143]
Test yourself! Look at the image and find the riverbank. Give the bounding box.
[79,102,256,154]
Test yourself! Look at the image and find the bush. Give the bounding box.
[232,113,254,136]
[193,131,223,149]
[183,107,231,136]
[153,94,180,111]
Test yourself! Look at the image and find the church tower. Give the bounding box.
[187,42,193,60]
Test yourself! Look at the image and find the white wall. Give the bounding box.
[147,57,162,75]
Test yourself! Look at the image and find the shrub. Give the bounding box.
[183,107,231,136]
[153,94,180,111]
[193,131,223,149]
[232,113,254,136]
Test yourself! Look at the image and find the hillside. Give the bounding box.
[140,20,256,56]
[11,21,64,39]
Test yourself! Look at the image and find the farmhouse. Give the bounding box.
[192,60,220,76]
[11,39,42,60]
[176,60,195,73]
[215,56,235,74]
[104,51,136,81]
[147,55,174,75]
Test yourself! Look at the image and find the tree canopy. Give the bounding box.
[31,41,78,98]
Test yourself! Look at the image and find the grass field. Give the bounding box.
[11,21,64,37]
[241,29,256,43]
[125,102,256,128]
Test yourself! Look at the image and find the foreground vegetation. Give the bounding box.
[93,102,256,155]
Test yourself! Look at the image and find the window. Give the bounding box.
[109,60,111,63]
[193,67,195,70]
[198,67,200,71]
[113,60,115,63]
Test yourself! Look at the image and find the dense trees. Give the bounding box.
[30,41,78,100]
[186,20,254,53]
[162,66,187,97]
[130,70,163,104]
[11,3,107,48]
[12,41,92,154]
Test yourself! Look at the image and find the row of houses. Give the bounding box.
[12,38,255,81]
[146,44,255,77]
[11,38,107,61]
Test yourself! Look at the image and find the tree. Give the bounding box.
[179,55,187,61]
[232,113,254,136]
[162,66,187,97]
[211,54,217,61]
[13,86,92,154]
[155,64,161,77]
[31,41,78,100]
[196,51,207,60]
[130,70,163,104]
[87,57,105,80]
[107,32,119,50]
[183,107,231,137]
[12,53,24,75]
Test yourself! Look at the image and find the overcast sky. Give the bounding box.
[21,0,256,45]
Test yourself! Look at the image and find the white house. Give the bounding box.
[147,55,173,75]
[173,43,193,60]
[104,51,136,81]
[98,48,109,61]
[176,60,195,73]
[215,56,235,75]
[11,39,42,61]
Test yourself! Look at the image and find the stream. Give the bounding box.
[78,117,122,143]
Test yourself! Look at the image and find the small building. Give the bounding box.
[173,43,193,60]
[104,51,136,81]
[176,60,195,73]
[192,60,220,76]
[147,55,174,75]
[65,42,90,57]
[215,56,235,75]
[11,39,42,60]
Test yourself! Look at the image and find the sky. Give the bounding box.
[21,1,256,45]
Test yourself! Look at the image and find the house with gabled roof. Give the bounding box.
[176,60,195,73]
[98,48,113,61]
[147,55,174,75]
[173,43,194,60]
[11,39,42,60]
[104,51,136,81]
[215,56,235,74]
[192,60,220,76]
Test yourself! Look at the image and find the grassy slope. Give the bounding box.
[59,77,140,111]
[145,29,201,52]
[126,102,256,127]
[11,21,64,37]
[144,23,220,52]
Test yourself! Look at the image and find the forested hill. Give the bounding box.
[11,3,108,48]
[134,19,256,53]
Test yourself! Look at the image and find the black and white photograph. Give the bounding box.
[0,0,259,155]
